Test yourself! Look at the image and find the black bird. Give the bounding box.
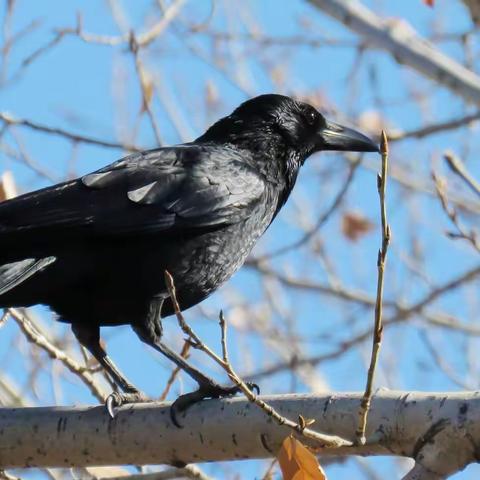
[0,94,377,419]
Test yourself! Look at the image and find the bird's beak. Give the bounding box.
[316,120,379,153]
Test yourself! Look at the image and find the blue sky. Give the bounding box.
[1,0,480,478]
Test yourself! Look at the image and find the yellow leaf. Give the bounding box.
[277,436,326,480]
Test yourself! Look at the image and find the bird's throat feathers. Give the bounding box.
[197,116,303,193]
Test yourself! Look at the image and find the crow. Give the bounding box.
[0,94,377,421]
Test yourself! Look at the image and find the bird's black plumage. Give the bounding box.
[0,94,377,417]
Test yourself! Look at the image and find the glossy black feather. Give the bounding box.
[0,145,265,250]
[0,94,377,329]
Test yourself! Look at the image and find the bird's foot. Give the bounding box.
[170,381,260,428]
[105,390,149,418]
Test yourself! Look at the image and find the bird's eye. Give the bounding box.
[305,109,318,126]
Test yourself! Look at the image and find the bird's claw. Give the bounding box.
[170,381,261,428]
[246,382,260,395]
[105,391,149,418]
[106,392,121,418]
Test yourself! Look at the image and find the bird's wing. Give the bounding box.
[0,257,56,295]
[0,145,266,242]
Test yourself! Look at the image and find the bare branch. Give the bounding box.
[1,391,479,477]
[8,308,106,402]
[444,150,480,199]
[356,132,390,443]
[138,0,186,48]
[255,156,360,260]
[130,37,163,146]
[0,470,20,480]
[0,112,141,151]
[432,171,480,253]
[308,0,480,106]
[164,271,351,448]
[158,340,191,402]
[98,464,214,480]
[389,111,480,142]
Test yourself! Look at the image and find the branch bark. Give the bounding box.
[1,391,479,478]
[308,0,480,107]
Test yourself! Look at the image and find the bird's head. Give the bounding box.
[196,94,378,193]
[197,94,378,158]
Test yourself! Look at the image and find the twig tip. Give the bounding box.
[380,130,388,155]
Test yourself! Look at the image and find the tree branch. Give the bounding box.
[8,308,107,402]
[308,0,480,107]
[356,131,390,443]
[1,391,479,478]
[0,112,140,151]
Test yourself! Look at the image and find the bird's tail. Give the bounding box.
[0,256,56,296]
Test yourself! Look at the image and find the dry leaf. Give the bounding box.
[341,211,374,242]
[424,0,434,5]
[0,171,17,201]
[277,436,326,480]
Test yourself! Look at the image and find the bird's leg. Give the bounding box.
[133,298,259,427]
[71,324,148,416]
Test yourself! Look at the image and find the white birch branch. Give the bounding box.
[1,391,479,478]
[307,0,480,107]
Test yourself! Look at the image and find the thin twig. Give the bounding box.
[0,112,140,151]
[255,157,360,260]
[356,131,390,444]
[261,458,278,480]
[248,261,480,337]
[50,0,185,48]
[343,152,480,215]
[0,375,25,407]
[137,0,186,48]
[420,330,474,390]
[130,35,163,146]
[0,470,20,480]
[308,0,480,107]
[0,138,58,182]
[219,310,229,364]
[8,308,106,402]
[98,464,214,480]
[432,170,480,253]
[246,303,480,384]
[164,271,351,448]
[444,150,480,199]
[158,340,191,401]
[389,111,480,142]
[0,310,9,328]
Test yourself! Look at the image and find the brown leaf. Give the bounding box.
[424,0,434,6]
[0,171,17,201]
[341,211,374,242]
[277,436,326,480]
